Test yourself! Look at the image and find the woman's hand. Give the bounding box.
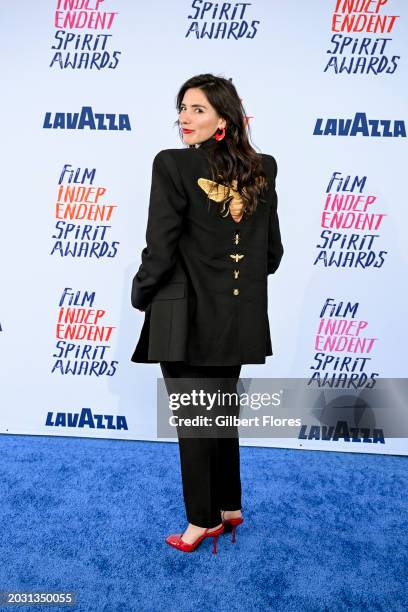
[229,199,244,223]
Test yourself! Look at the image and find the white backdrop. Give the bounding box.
[1,0,407,455]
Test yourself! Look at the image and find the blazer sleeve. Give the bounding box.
[265,154,284,275]
[131,150,188,310]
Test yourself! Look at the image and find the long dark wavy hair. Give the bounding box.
[173,73,268,217]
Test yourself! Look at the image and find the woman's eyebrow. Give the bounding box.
[180,103,207,108]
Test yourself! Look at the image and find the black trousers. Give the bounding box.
[160,361,242,528]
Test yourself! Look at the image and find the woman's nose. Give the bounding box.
[179,110,191,123]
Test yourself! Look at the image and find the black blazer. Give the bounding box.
[130,139,283,366]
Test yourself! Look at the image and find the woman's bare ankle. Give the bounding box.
[181,522,222,543]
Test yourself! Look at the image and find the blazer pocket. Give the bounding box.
[152,282,185,301]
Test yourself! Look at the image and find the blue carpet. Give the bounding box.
[0,434,407,612]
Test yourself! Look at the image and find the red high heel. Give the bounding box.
[165,524,224,554]
[221,510,244,543]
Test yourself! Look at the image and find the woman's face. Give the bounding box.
[179,87,226,145]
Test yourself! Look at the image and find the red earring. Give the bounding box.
[214,127,226,141]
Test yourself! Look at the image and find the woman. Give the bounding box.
[130,74,283,554]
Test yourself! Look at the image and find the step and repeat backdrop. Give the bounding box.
[1,1,407,454]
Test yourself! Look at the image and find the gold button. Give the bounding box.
[230,253,244,262]
[234,270,239,279]
[233,288,239,296]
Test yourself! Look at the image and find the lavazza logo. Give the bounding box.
[298,420,385,443]
[45,408,128,430]
[43,106,131,130]
[313,112,406,137]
